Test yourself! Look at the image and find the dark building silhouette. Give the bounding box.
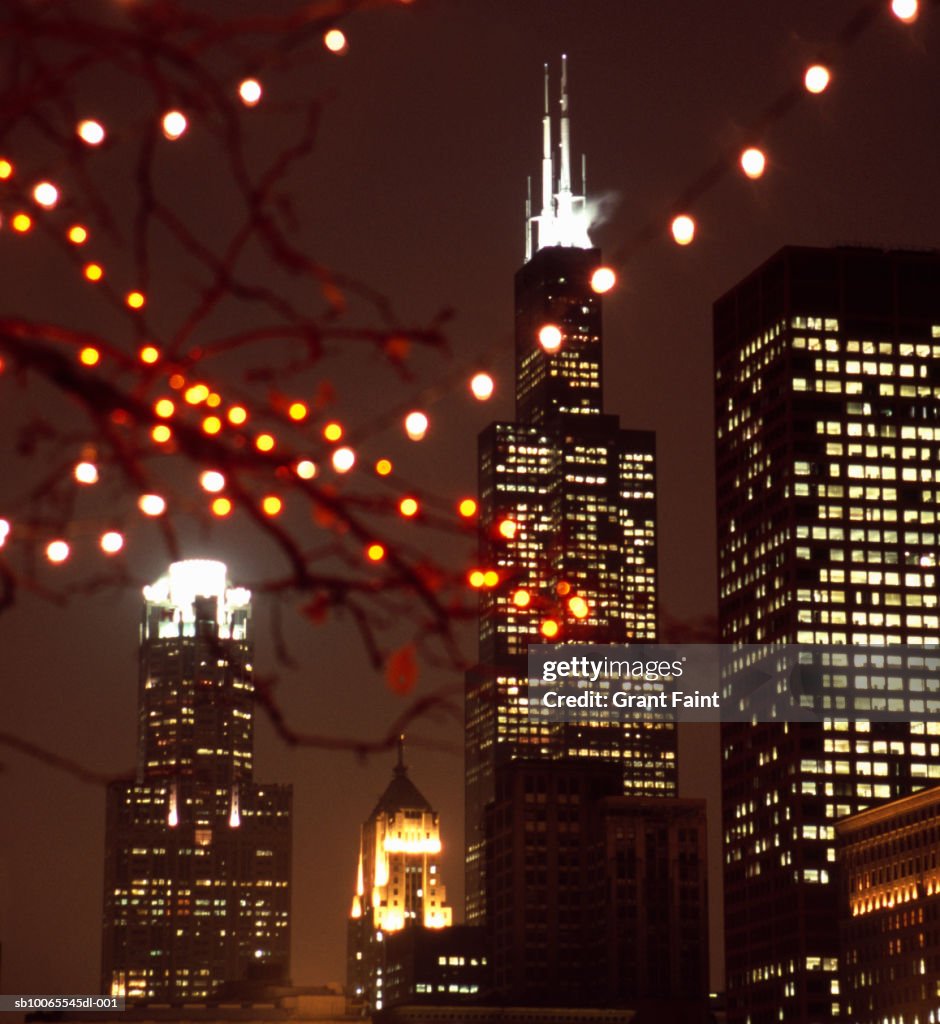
[381,925,488,1008]
[836,785,940,1024]
[101,560,292,1002]
[714,246,940,1022]
[465,56,672,930]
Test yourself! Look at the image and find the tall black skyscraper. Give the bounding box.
[715,246,940,1023]
[465,58,673,925]
[101,559,292,1002]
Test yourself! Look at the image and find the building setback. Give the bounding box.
[714,246,940,1023]
[101,560,292,1002]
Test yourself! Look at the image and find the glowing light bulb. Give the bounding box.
[512,588,531,608]
[323,421,343,441]
[79,347,100,366]
[470,372,494,401]
[540,618,560,639]
[375,458,393,476]
[288,401,308,422]
[199,470,226,493]
[261,495,283,516]
[468,570,485,588]
[212,497,233,517]
[154,398,175,418]
[238,79,262,106]
[228,406,248,426]
[255,433,275,452]
[126,291,145,309]
[324,28,347,53]
[739,147,766,180]
[202,416,222,435]
[46,539,70,563]
[151,425,172,444]
[891,0,918,22]
[804,64,831,94]
[32,182,59,208]
[404,411,429,441]
[184,384,209,405]
[458,498,477,518]
[100,531,124,554]
[295,459,317,480]
[498,518,517,539]
[671,214,696,246]
[139,345,160,364]
[399,497,419,518]
[483,570,499,588]
[138,494,166,516]
[84,263,103,282]
[68,225,88,245]
[366,543,386,562]
[590,267,617,294]
[12,213,32,233]
[74,461,99,485]
[77,120,106,145]
[0,160,12,179]
[162,110,187,140]
[568,595,589,619]
[538,324,563,352]
[332,446,355,472]
[0,519,11,546]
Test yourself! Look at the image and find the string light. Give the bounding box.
[891,0,918,23]
[288,401,308,422]
[470,372,494,401]
[126,291,145,309]
[538,324,563,352]
[238,79,262,106]
[154,398,175,418]
[404,411,429,441]
[67,225,88,244]
[323,28,347,53]
[138,494,167,516]
[323,421,343,441]
[199,470,226,493]
[46,539,70,563]
[295,459,317,479]
[261,495,283,516]
[77,119,106,145]
[32,182,59,208]
[804,64,831,94]
[399,497,419,517]
[498,518,517,539]
[227,406,248,426]
[332,446,355,472]
[366,542,386,562]
[84,263,103,281]
[139,345,160,364]
[12,213,32,233]
[74,461,99,485]
[482,570,499,588]
[100,531,124,554]
[0,519,10,547]
[512,588,531,608]
[739,147,766,180]
[151,425,172,444]
[458,498,478,518]
[162,111,188,140]
[671,214,696,245]
[540,618,560,639]
[79,346,100,366]
[0,159,12,179]
[375,459,393,476]
[202,415,222,435]
[468,570,485,588]
[255,433,275,452]
[568,595,589,619]
[184,384,209,404]
[590,267,617,293]
[211,496,233,517]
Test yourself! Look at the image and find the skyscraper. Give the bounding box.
[714,246,940,1023]
[465,57,672,926]
[101,559,292,1002]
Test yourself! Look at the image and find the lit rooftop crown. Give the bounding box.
[142,559,251,640]
[526,54,592,261]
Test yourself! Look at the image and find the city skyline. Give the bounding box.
[2,0,940,1001]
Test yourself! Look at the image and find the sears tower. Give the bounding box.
[465,59,675,924]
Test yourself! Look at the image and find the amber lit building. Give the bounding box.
[465,57,671,929]
[836,785,940,1024]
[101,560,292,1002]
[715,246,940,1022]
[347,744,453,1011]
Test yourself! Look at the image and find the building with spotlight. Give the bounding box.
[101,560,292,1002]
[714,246,940,1022]
[347,743,455,1011]
[465,57,670,930]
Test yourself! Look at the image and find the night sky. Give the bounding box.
[2,0,940,1000]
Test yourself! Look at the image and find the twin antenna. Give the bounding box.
[525,55,591,262]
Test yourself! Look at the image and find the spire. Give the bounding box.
[395,733,406,776]
[526,56,592,261]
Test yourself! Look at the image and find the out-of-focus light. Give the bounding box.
[891,0,919,22]
[79,346,100,366]
[139,345,160,364]
[324,28,347,53]
[151,424,172,444]
[556,580,572,596]
[100,531,124,554]
[468,570,485,588]
[0,159,12,179]
[498,518,517,540]
[32,182,59,208]
[0,518,9,546]
[184,383,210,405]
[46,539,70,563]
[483,570,499,588]
[538,324,563,352]
[399,497,419,518]
[162,110,188,140]
[68,225,88,244]
[255,433,276,453]
[12,213,32,233]
[470,372,494,401]
[404,410,429,441]
[228,405,248,426]
[74,461,99,485]
[139,494,166,516]
[126,291,145,309]
[332,446,355,472]
[261,495,283,516]
[740,147,766,179]
[295,459,317,480]
[238,78,262,106]
[366,542,386,562]
[202,416,222,435]
[211,496,233,517]
[77,119,106,145]
[375,458,393,476]
[288,401,308,422]
[168,373,185,390]
[568,595,589,619]
[540,618,560,639]
[671,215,696,245]
[512,588,531,608]
[804,64,831,94]
[200,470,226,493]
[458,498,478,518]
[84,263,104,282]
[590,266,617,294]
[154,398,175,418]
[206,393,221,408]
[323,421,343,441]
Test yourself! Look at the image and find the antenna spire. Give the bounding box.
[395,733,406,775]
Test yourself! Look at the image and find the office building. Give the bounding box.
[101,559,292,1002]
[715,245,940,1022]
[347,743,453,1011]
[465,56,671,927]
[836,785,940,1024]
